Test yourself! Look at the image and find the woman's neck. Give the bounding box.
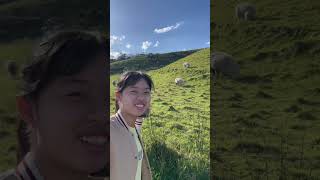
[32,149,93,180]
[119,110,136,128]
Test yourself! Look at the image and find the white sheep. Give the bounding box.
[235,2,256,21]
[175,78,184,86]
[211,52,240,78]
[183,62,190,68]
[112,80,118,87]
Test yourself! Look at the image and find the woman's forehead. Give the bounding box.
[127,86,150,90]
[49,64,105,89]
[127,79,150,88]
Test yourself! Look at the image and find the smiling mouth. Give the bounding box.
[79,136,108,146]
[135,104,145,108]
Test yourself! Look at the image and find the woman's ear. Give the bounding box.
[16,96,35,128]
[115,91,121,102]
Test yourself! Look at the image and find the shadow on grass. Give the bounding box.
[147,140,209,179]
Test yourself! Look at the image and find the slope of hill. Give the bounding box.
[110,49,199,75]
[212,0,320,179]
[110,48,210,179]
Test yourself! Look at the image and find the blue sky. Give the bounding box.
[110,0,210,59]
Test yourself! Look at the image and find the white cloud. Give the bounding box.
[154,21,184,34]
[126,43,132,49]
[110,51,121,59]
[110,35,126,46]
[206,41,210,45]
[154,41,160,47]
[141,41,152,51]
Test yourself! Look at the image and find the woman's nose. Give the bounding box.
[136,93,148,100]
[136,93,145,100]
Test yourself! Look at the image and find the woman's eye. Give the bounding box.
[144,91,150,94]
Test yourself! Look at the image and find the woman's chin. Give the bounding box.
[136,111,146,117]
[130,109,145,117]
[76,159,107,174]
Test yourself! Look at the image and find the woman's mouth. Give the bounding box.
[135,104,146,111]
[78,135,108,153]
[79,136,108,146]
[135,104,144,108]
[76,122,108,153]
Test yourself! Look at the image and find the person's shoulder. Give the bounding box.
[0,169,18,180]
[110,115,117,121]
[110,115,121,129]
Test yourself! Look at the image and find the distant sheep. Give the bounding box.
[235,2,256,21]
[4,60,19,79]
[112,80,118,87]
[211,52,240,78]
[175,78,184,86]
[183,62,190,68]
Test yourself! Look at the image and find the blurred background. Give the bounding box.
[211,0,320,179]
[0,0,107,171]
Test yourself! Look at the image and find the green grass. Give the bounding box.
[110,48,210,179]
[0,38,35,171]
[212,0,320,179]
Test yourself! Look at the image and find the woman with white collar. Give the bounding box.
[0,31,109,180]
[110,71,153,180]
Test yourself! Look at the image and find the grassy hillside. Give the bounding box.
[110,48,210,179]
[110,49,199,75]
[212,0,320,179]
[0,38,35,170]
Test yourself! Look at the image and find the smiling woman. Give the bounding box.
[0,30,109,180]
[110,71,153,180]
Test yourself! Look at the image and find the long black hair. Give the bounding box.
[16,30,108,163]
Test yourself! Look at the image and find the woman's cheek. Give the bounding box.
[127,94,136,100]
[124,95,135,104]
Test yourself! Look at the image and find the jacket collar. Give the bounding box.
[116,110,142,143]
[116,109,132,131]
[15,153,109,180]
[15,152,43,180]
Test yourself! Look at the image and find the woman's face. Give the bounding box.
[117,79,151,118]
[31,55,108,173]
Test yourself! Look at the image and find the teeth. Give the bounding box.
[80,136,107,145]
[136,104,144,108]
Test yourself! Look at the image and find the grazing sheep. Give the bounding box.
[183,62,190,68]
[211,52,240,78]
[175,78,184,86]
[235,2,256,21]
[112,80,118,87]
[5,61,19,79]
